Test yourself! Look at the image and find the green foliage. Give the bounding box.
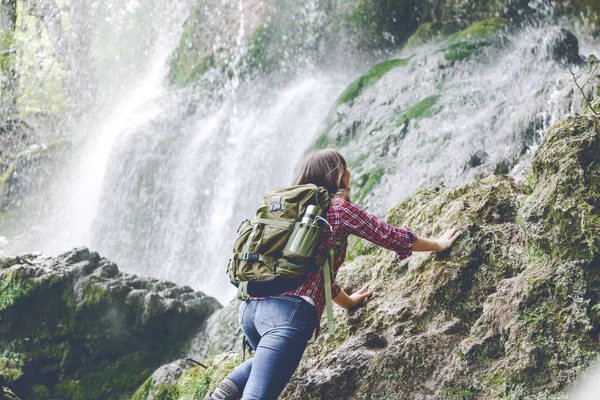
[447,18,508,42]
[407,20,465,47]
[245,25,273,74]
[346,239,377,262]
[444,42,482,66]
[396,95,439,126]
[311,133,332,151]
[439,18,508,68]
[336,58,410,105]
[176,367,211,399]
[353,168,385,204]
[53,351,156,400]
[0,271,33,311]
[83,283,106,306]
[169,1,211,86]
[440,385,475,400]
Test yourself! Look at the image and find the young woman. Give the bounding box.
[205,149,461,400]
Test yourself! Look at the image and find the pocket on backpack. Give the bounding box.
[274,259,310,281]
[258,296,303,329]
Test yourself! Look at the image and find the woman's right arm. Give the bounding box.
[338,201,461,256]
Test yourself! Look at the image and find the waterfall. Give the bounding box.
[1,1,598,307]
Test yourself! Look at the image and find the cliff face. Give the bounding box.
[0,248,221,400]
[169,0,599,86]
[279,113,600,399]
[146,111,599,399]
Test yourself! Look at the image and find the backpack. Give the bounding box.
[227,183,343,335]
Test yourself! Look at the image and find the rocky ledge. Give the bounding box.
[0,248,221,400]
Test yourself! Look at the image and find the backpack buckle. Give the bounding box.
[270,203,284,212]
[239,252,261,262]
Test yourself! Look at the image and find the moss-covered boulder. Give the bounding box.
[147,113,599,399]
[0,248,221,400]
[134,353,242,400]
[278,114,600,399]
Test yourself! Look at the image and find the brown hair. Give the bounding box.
[296,149,350,200]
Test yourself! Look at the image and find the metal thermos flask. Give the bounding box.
[283,205,322,261]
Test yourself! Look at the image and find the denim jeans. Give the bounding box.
[227,296,317,400]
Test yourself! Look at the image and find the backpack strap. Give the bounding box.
[319,239,346,336]
[238,281,249,301]
[323,247,335,336]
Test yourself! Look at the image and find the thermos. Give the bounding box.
[283,205,322,261]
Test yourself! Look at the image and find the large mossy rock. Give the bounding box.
[0,248,221,400]
[280,115,600,398]
[171,113,600,399]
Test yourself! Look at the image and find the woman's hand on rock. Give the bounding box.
[348,284,373,309]
[437,227,461,251]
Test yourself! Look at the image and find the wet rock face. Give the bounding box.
[0,248,221,400]
[277,114,600,399]
[547,28,583,65]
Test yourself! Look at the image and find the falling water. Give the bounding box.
[1,1,598,307]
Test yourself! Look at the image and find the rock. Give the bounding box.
[181,113,600,399]
[188,298,243,360]
[0,248,221,400]
[132,359,195,400]
[282,114,599,399]
[546,28,583,65]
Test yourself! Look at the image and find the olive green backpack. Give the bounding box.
[227,183,343,335]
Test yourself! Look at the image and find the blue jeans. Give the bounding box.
[227,296,317,400]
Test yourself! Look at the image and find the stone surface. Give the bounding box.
[188,298,243,360]
[0,248,221,400]
[158,113,600,399]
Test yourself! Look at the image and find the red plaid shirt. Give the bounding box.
[251,196,416,337]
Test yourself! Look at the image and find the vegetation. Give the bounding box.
[336,58,410,105]
[396,95,439,126]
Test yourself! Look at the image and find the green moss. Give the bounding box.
[131,377,173,400]
[440,385,475,400]
[406,20,465,47]
[169,1,210,86]
[336,58,410,105]
[245,25,273,74]
[53,351,156,400]
[30,385,50,400]
[354,168,385,204]
[176,367,211,398]
[0,355,24,382]
[447,18,508,43]
[83,284,106,306]
[346,239,378,262]
[311,133,332,151]
[396,95,439,126]
[439,18,508,67]
[0,271,33,311]
[444,42,483,66]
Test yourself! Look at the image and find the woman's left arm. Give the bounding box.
[333,284,373,310]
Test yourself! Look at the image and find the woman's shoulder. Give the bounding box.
[329,196,360,211]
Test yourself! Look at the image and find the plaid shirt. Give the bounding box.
[251,196,416,337]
